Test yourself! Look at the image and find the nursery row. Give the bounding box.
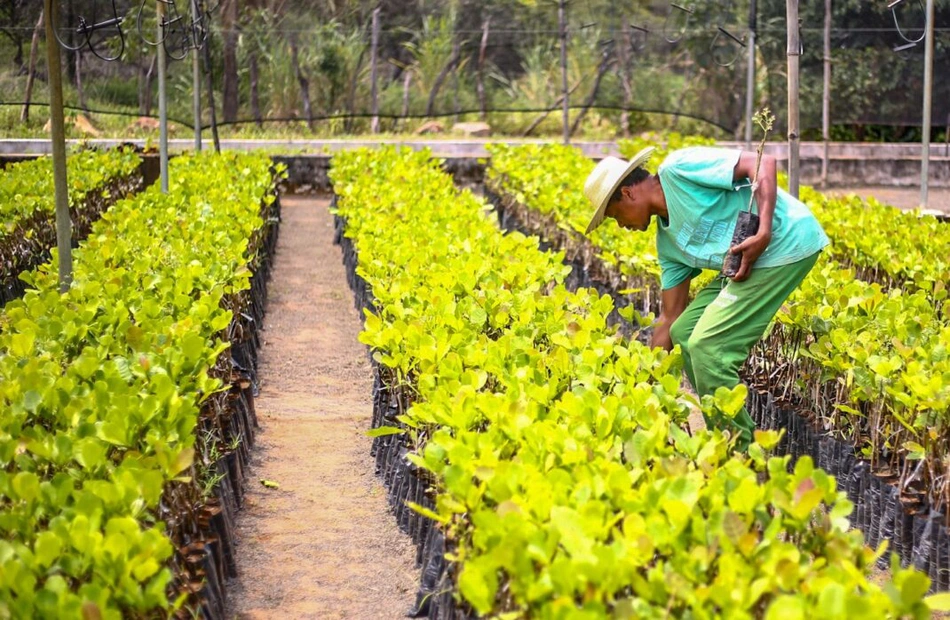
[330,146,933,619]
[0,148,144,304]
[486,143,950,519]
[0,152,282,617]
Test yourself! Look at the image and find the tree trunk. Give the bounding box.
[289,35,313,131]
[249,50,262,128]
[370,7,380,133]
[395,69,411,132]
[221,0,240,122]
[522,81,581,137]
[75,50,88,114]
[203,27,221,152]
[20,9,44,123]
[570,53,613,137]
[616,16,635,137]
[476,17,490,121]
[65,0,76,81]
[142,55,157,116]
[344,46,367,133]
[425,40,461,117]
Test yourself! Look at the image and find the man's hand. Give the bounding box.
[652,278,691,350]
[728,231,771,281]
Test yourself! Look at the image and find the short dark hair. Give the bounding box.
[609,167,650,204]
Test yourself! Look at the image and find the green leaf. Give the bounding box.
[405,501,450,525]
[458,560,497,615]
[925,592,950,611]
[74,438,107,470]
[900,571,931,606]
[713,384,747,417]
[34,532,63,569]
[365,426,405,438]
[12,471,40,503]
[260,479,280,489]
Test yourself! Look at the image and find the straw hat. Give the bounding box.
[583,146,655,234]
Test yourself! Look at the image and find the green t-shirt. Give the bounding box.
[656,147,829,290]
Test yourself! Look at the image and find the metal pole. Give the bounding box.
[370,8,380,134]
[821,0,831,188]
[157,0,169,192]
[921,0,934,208]
[44,0,72,292]
[559,0,569,145]
[191,0,202,151]
[786,0,800,198]
[744,0,756,151]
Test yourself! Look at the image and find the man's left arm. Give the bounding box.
[729,151,776,281]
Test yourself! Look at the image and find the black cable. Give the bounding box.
[0,101,195,129]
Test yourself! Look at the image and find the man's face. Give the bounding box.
[604,184,650,231]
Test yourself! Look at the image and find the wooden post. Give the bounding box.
[370,8,380,134]
[786,0,800,198]
[559,0,569,145]
[21,9,44,123]
[44,0,73,292]
[821,0,831,188]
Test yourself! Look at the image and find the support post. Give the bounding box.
[921,0,934,208]
[744,0,756,151]
[44,0,73,292]
[786,0,800,198]
[821,0,831,187]
[559,0,569,145]
[191,0,202,151]
[157,0,169,192]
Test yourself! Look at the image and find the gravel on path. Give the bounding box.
[226,195,419,619]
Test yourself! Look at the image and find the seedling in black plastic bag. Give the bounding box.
[723,108,775,278]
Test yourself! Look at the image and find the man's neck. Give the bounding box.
[648,175,669,219]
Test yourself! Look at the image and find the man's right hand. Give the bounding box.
[651,278,691,350]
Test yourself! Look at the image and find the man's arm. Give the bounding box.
[729,151,776,281]
[651,278,691,351]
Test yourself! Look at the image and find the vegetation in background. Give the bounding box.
[0,0,948,140]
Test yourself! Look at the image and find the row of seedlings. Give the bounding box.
[330,146,933,619]
[485,142,950,587]
[0,151,283,617]
[0,148,145,304]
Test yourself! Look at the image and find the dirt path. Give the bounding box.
[226,195,419,619]
[827,185,950,215]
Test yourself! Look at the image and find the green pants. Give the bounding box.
[669,252,820,451]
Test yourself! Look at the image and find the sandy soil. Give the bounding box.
[225,195,419,619]
[826,185,950,215]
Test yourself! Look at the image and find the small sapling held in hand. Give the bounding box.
[723,108,775,278]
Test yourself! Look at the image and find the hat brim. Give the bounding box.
[585,146,656,235]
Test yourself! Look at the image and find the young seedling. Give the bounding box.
[723,108,776,278]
